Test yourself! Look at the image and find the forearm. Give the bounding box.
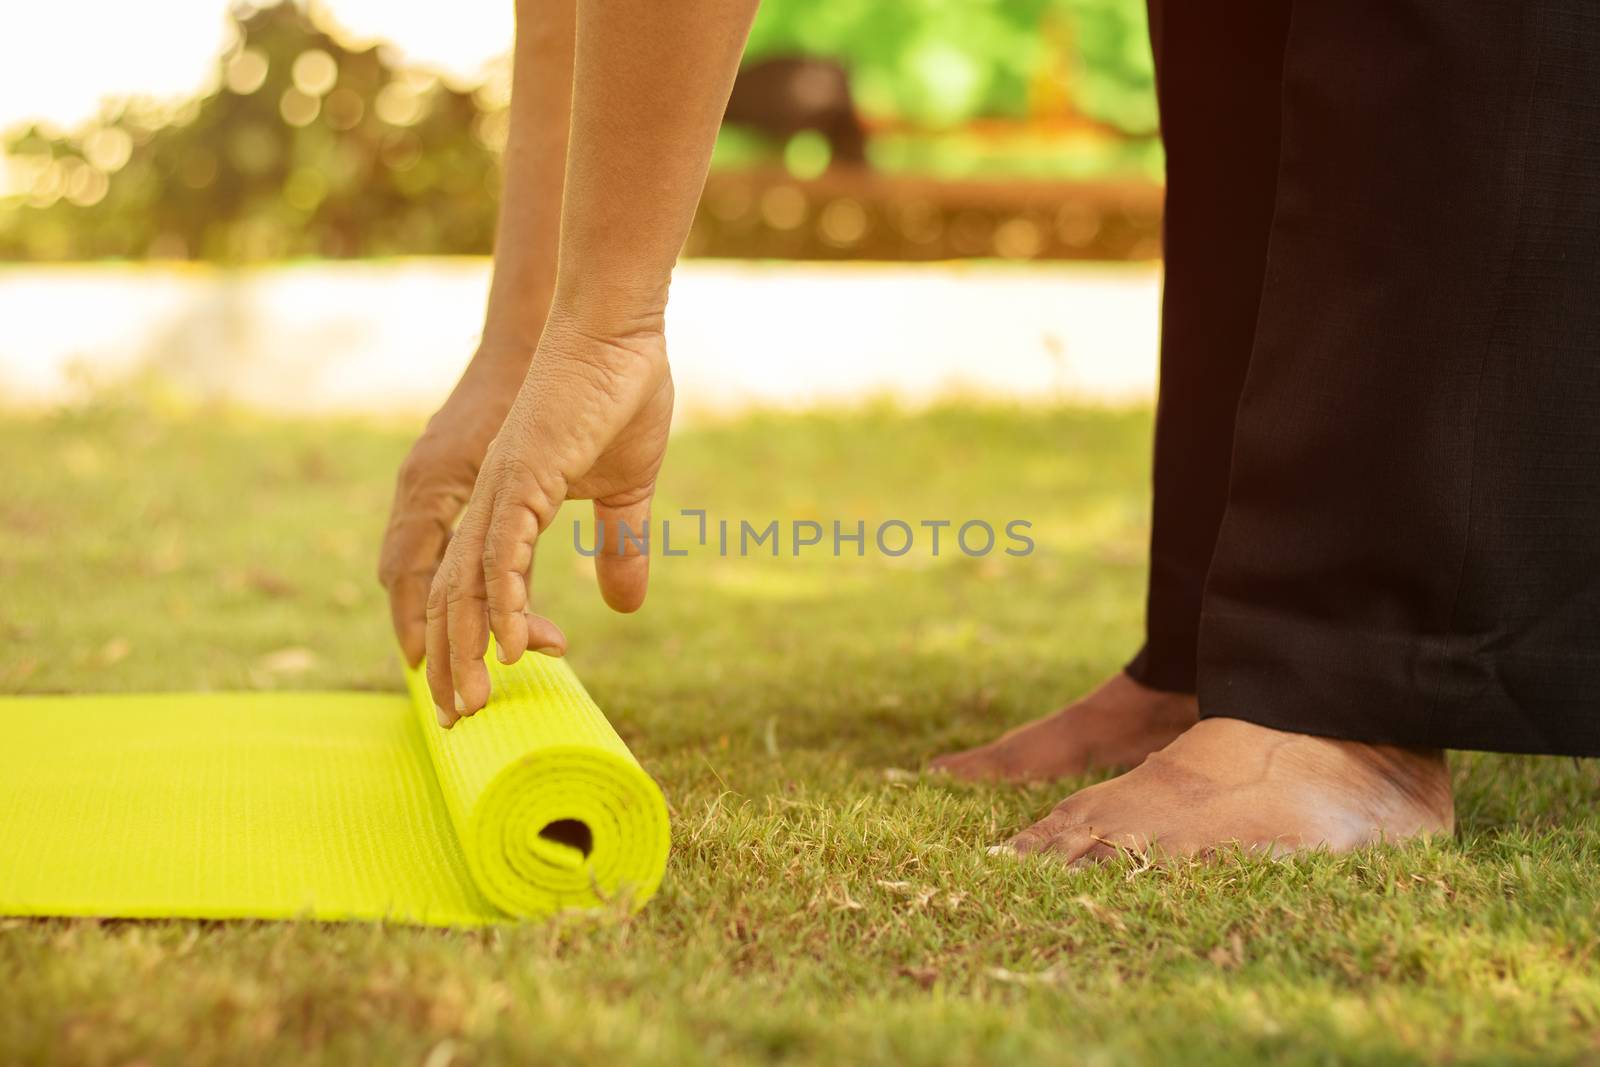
[545,0,759,340]
[478,0,577,359]
[419,0,756,711]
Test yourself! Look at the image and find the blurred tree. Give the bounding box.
[0,0,1155,262]
[0,2,504,260]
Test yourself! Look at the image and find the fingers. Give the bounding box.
[593,492,654,613]
[424,574,456,728]
[411,328,671,721]
[483,491,539,662]
[522,613,568,658]
[426,528,566,729]
[426,505,493,726]
[386,570,431,668]
[495,610,567,665]
[482,480,571,664]
[434,448,577,723]
[379,511,453,669]
[447,559,493,718]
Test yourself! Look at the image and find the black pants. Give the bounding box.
[1126,0,1600,756]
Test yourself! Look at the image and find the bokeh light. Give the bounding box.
[1,0,1161,263]
[225,49,270,95]
[291,49,339,97]
[278,87,320,127]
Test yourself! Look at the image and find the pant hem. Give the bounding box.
[1197,610,1600,757]
[1125,640,1198,695]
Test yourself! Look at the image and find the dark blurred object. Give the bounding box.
[724,56,868,169]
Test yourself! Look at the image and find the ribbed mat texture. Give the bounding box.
[0,652,670,925]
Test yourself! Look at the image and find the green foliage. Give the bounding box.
[0,0,1157,261]
[746,0,1154,130]
[0,3,502,261]
[1,403,1597,1065]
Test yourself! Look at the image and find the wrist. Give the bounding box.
[465,333,540,394]
[435,339,535,428]
[545,275,669,347]
[475,323,541,363]
[537,309,668,377]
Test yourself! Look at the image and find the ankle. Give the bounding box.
[1274,727,1454,826]
[1348,742,1453,821]
[1112,672,1199,726]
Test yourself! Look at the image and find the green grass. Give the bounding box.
[2,402,1597,1067]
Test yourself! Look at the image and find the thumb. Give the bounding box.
[592,490,655,613]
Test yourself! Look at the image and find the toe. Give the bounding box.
[1007,809,1098,861]
[1069,829,1155,867]
[928,745,1003,782]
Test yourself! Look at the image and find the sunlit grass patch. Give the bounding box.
[1,402,1596,1066]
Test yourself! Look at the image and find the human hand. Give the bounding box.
[423,318,673,727]
[378,345,533,668]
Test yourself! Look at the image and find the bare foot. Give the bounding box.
[1005,717,1454,862]
[928,672,1199,782]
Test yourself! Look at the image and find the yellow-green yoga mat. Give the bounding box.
[0,653,670,926]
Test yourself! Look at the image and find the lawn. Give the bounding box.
[1,401,1597,1066]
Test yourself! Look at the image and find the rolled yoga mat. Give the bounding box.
[0,652,671,925]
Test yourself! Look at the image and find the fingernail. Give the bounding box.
[434,704,452,729]
[496,645,513,664]
[534,645,563,657]
[453,690,466,713]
